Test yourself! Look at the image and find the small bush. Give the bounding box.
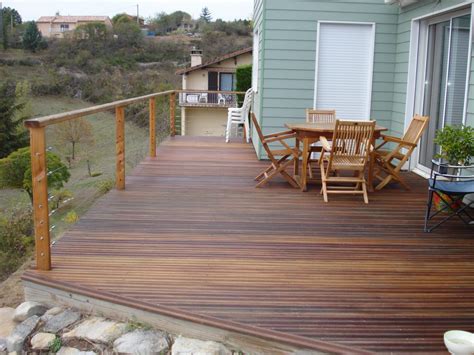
[63,211,79,224]
[236,64,252,104]
[96,178,114,194]
[0,206,34,281]
[49,336,62,352]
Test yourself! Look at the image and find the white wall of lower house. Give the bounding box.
[185,108,228,136]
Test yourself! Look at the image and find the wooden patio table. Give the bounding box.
[285,122,388,192]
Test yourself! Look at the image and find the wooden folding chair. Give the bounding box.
[374,115,429,190]
[251,113,301,188]
[319,120,375,203]
[306,109,336,178]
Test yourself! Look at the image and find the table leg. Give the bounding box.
[294,138,300,176]
[301,138,309,192]
[368,136,376,193]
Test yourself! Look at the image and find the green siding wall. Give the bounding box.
[391,0,469,137]
[256,0,399,158]
[255,0,474,159]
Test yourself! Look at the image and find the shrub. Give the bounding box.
[236,64,252,104]
[0,147,70,202]
[0,205,34,281]
[96,178,114,194]
[63,211,79,224]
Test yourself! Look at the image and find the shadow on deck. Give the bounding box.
[23,136,474,354]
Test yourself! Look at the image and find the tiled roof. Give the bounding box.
[176,47,253,75]
[37,16,110,23]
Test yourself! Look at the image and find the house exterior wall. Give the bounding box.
[181,52,252,136]
[183,53,253,90]
[254,0,474,161]
[37,18,112,38]
[252,0,265,157]
[185,108,228,136]
[253,0,400,158]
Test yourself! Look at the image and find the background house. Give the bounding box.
[176,47,252,136]
[252,0,474,179]
[37,16,113,38]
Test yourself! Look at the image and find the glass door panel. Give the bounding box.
[418,13,470,170]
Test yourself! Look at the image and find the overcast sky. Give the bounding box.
[2,0,254,22]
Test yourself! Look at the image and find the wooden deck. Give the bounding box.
[23,137,474,354]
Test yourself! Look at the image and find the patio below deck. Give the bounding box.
[23,136,474,354]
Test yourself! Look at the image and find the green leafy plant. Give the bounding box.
[434,125,474,165]
[96,178,114,194]
[235,64,252,105]
[0,147,70,202]
[63,210,79,224]
[49,336,62,353]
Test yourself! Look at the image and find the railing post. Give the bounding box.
[29,127,51,271]
[115,106,125,190]
[149,97,156,158]
[170,92,176,137]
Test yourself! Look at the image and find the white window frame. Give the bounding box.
[252,29,260,92]
[313,20,376,119]
[405,3,473,175]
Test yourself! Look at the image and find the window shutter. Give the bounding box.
[315,23,375,120]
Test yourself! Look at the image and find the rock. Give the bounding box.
[43,310,81,333]
[57,347,96,355]
[0,308,16,338]
[45,307,63,317]
[6,316,40,353]
[171,337,232,355]
[0,338,6,351]
[30,333,56,350]
[62,317,126,344]
[113,329,169,354]
[13,302,47,322]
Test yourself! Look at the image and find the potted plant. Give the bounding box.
[434,125,474,166]
[432,125,474,211]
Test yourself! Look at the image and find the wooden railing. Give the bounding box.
[24,89,245,271]
[24,90,177,271]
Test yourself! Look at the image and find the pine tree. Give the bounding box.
[0,82,28,159]
[200,7,212,23]
[22,21,43,52]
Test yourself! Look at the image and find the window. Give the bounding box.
[219,73,235,91]
[60,24,69,32]
[252,29,259,92]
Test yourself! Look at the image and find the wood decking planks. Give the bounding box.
[23,136,474,353]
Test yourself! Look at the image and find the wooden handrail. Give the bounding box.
[24,90,176,128]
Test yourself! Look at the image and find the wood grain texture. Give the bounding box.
[170,93,176,137]
[149,98,156,158]
[23,137,474,353]
[115,106,125,190]
[29,127,51,271]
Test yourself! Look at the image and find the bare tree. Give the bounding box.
[53,118,94,160]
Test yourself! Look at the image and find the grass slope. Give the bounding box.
[1,96,149,238]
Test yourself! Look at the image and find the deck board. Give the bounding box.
[24,136,474,353]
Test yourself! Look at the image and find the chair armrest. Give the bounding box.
[263,130,295,139]
[381,134,417,147]
[264,132,296,143]
[319,136,332,151]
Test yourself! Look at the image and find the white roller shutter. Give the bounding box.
[314,22,375,120]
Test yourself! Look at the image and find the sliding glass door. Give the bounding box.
[418,12,471,171]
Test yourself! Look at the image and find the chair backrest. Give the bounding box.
[306,109,336,123]
[402,115,430,145]
[250,112,265,143]
[242,88,253,111]
[328,120,376,171]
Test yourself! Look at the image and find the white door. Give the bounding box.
[314,22,375,120]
